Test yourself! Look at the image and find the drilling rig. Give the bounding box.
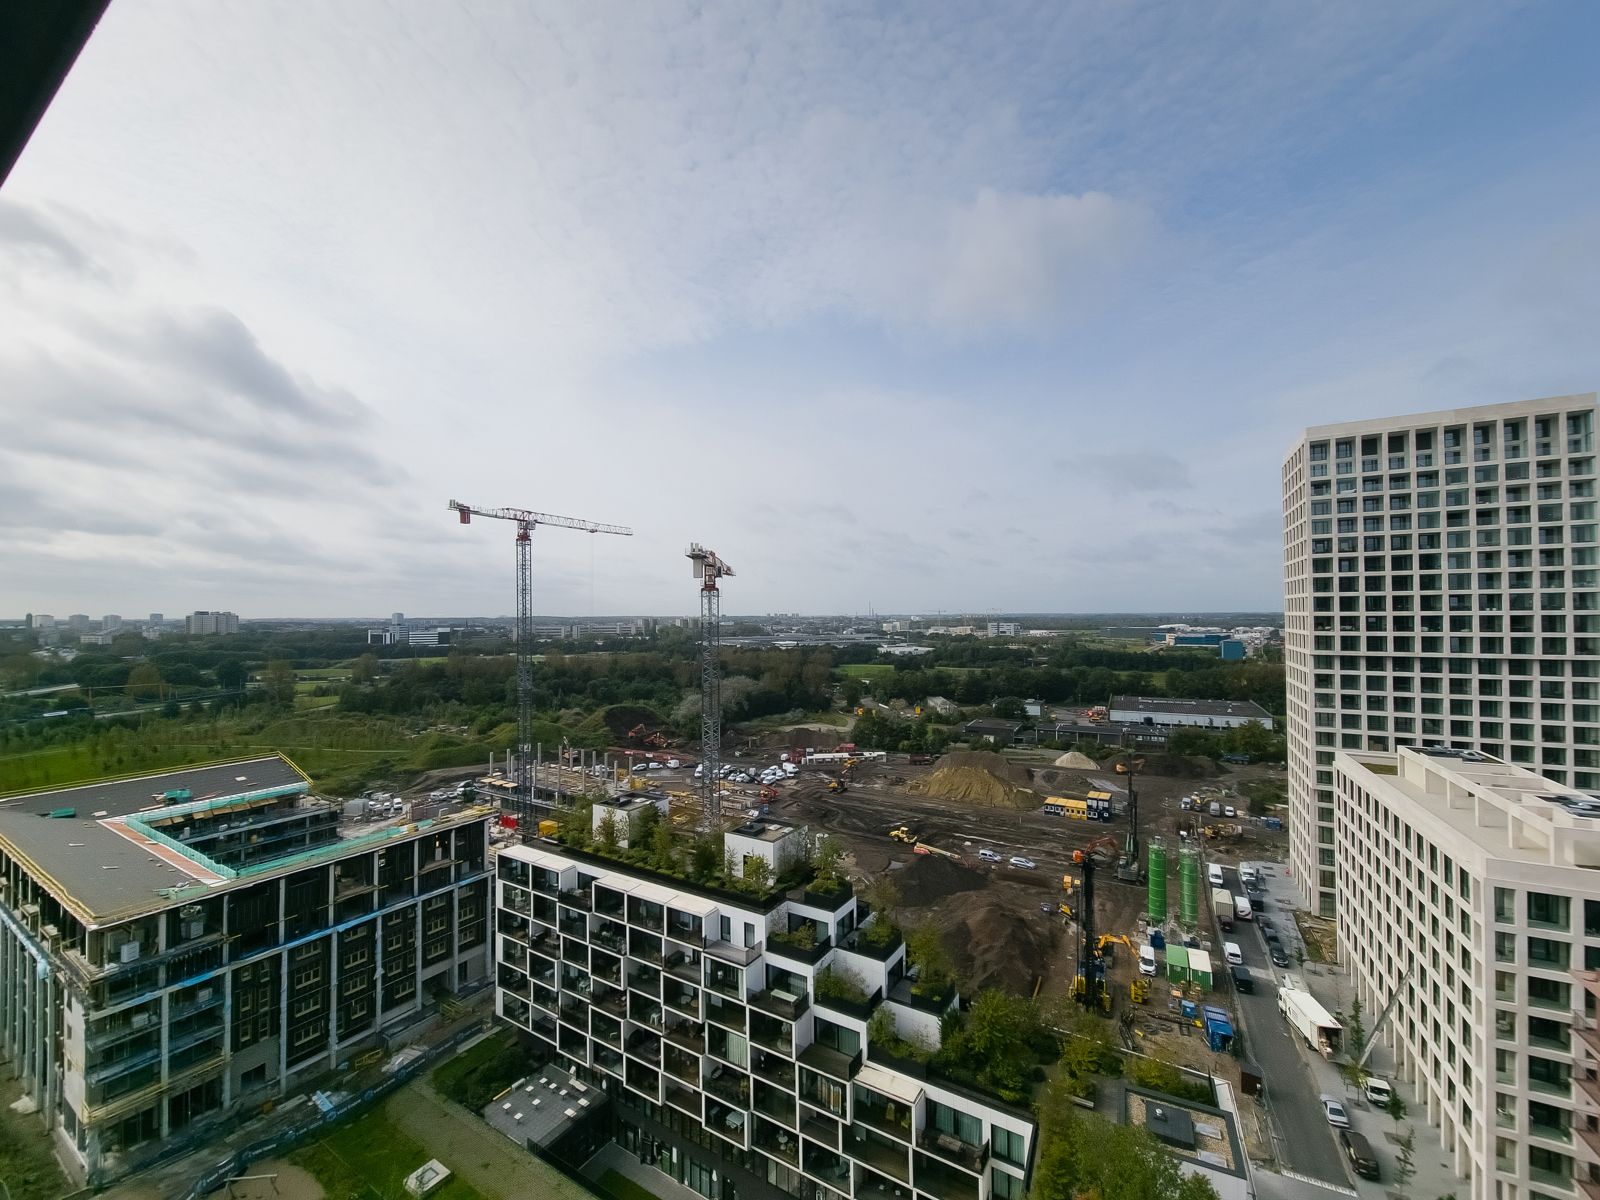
[449,500,631,822]
[687,544,733,829]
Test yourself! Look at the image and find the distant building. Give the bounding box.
[101,614,122,633]
[984,621,1021,638]
[78,631,117,646]
[34,614,55,629]
[147,613,163,626]
[961,718,1021,744]
[67,614,91,632]
[881,644,934,657]
[923,696,959,717]
[186,610,240,636]
[1107,696,1274,731]
[1218,639,1246,662]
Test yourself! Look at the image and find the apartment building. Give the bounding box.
[1336,745,1600,1199]
[493,825,1036,1200]
[1284,395,1600,917]
[0,756,492,1184]
[185,610,240,636]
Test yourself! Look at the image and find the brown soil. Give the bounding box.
[205,1161,324,1200]
[906,751,1036,809]
[1054,751,1098,769]
[893,856,989,906]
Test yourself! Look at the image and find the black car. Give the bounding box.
[1258,918,1275,936]
[1270,946,1289,967]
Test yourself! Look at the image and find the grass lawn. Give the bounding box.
[0,1082,71,1200]
[838,664,897,688]
[291,1104,486,1200]
[431,1030,542,1110]
[596,1170,666,1200]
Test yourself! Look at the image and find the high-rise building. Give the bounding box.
[0,756,491,1184]
[101,614,122,632]
[493,820,1037,1200]
[1283,395,1599,917]
[1335,745,1600,1196]
[67,614,91,632]
[185,610,240,636]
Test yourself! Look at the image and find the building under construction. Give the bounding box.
[0,756,493,1185]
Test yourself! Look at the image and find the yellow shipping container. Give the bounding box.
[538,819,559,837]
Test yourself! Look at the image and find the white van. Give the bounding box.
[1224,941,1243,966]
[1138,945,1157,976]
[1207,863,1224,888]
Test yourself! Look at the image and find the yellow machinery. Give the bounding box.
[888,825,918,844]
[1130,977,1150,1004]
[828,779,848,794]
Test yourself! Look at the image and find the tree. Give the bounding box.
[649,814,676,871]
[906,923,955,992]
[810,834,845,890]
[862,874,900,921]
[1385,1090,1408,1129]
[596,813,623,854]
[558,795,593,850]
[1030,1091,1220,1200]
[126,662,164,701]
[991,695,1025,720]
[841,679,864,708]
[690,835,721,883]
[737,855,772,895]
[1395,1127,1417,1193]
[214,658,248,693]
[262,660,296,706]
[352,652,381,684]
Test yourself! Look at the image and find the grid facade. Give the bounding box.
[493,846,1035,1200]
[1335,747,1600,1199]
[1284,395,1600,916]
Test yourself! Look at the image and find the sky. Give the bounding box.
[4,1,1600,619]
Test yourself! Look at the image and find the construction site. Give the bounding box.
[449,497,1292,1127]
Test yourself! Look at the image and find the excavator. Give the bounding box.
[626,723,670,749]
[828,778,848,794]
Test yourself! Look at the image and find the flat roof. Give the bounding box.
[728,820,798,843]
[480,1059,604,1149]
[1108,696,1271,720]
[0,757,311,924]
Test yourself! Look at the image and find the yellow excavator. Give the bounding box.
[888,825,918,844]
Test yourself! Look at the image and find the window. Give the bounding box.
[992,1126,1027,1168]
[991,1169,1025,1200]
[1528,893,1570,930]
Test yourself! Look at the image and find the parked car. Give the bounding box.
[1320,1094,1350,1128]
[1139,945,1157,976]
[1008,856,1036,870]
[978,848,1003,863]
[1223,805,1236,818]
[1270,946,1289,967]
[1340,1129,1380,1180]
[1364,1077,1394,1106]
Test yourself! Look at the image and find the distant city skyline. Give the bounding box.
[4,4,1598,616]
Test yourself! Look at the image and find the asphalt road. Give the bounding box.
[1223,863,1350,1185]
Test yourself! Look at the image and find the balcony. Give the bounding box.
[706,994,746,1033]
[663,1045,700,1085]
[705,938,763,967]
[592,923,627,954]
[1578,1016,1600,1061]
[594,888,626,919]
[753,1117,800,1167]
[703,1065,750,1108]
[750,1015,794,1057]
[1578,1067,1600,1109]
[665,949,702,984]
[854,1099,914,1144]
[666,1021,707,1056]
[918,1130,990,1175]
[594,1046,624,1078]
[802,1142,852,1190]
[753,1082,798,1130]
[914,1152,980,1200]
[799,1042,862,1081]
[705,1100,747,1147]
[845,1126,912,1183]
[664,1077,702,1118]
[751,985,810,1022]
[626,1031,662,1066]
[705,965,745,999]
[558,888,592,912]
[667,918,707,947]
[629,938,663,967]
[752,1049,796,1088]
[664,983,700,1018]
[594,985,628,1018]
[767,928,833,967]
[1580,1176,1600,1200]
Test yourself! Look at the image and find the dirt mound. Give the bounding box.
[594,704,666,739]
[893,855,989,907]
[906,751,1035,809]
[779,727,844,750]
[1140,753,1220,779]
[1055,750,1098,769]
[943,895,1060,994]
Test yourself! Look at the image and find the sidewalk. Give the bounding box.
[1253,864,1469,1199]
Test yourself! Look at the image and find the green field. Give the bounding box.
[838,664,897,689]
[290,1104,485,1200]
[596,1171,664,1200]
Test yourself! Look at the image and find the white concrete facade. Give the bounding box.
[1335,746,1600,1199]
[1284,395,1600,917]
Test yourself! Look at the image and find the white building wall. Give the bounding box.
[1286,396,1600,919]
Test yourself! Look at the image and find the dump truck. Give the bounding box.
[1212,887,1234,932]
[1279,986,1343,1057]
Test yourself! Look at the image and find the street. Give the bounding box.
[1222,863,1351,1186]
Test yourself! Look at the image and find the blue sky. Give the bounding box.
[2,1,1598,617]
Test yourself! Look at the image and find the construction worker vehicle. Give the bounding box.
[1130,977,1151,1004]
[827,779,848,794]
[888,825,918,844]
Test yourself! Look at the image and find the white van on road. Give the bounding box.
[1223,941,1243,966]
[1207,863,1225,888]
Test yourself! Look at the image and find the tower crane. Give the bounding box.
[449,500,632,820]
[687,544,733,828]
